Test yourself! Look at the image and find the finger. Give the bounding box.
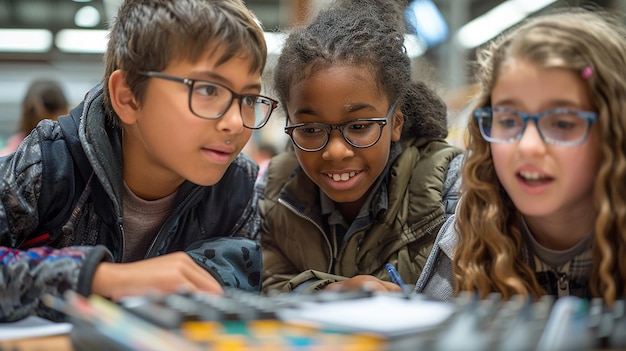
[380,281,403,292]
[109,285,160,302]
[183,263,224,294]
[324,282,345,291]
[360,280,382,292]
[170,253,224,293]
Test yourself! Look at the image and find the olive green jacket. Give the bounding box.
[259,137,462,293]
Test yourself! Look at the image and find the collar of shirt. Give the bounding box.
[320,142,403,230]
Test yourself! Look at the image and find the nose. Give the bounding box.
[517,121,547,156]
[321,130,354,161]
[215,98,245,134]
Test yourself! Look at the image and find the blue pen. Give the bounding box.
[385,263,411,297]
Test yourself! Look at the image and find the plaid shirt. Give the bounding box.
[530,249,592,298]
[519,216,593,299]
[521,238,592,299]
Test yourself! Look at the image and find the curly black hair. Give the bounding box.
[273,0,448,139]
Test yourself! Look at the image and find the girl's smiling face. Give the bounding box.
[286,64,403,218]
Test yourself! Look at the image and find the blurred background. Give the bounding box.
[0,0,622,155]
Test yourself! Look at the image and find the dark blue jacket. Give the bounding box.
[0,84,261,321]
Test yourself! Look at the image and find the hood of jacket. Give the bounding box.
[62,83,124,219]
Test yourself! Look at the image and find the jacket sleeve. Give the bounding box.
[262,233,311,292]
[0,245,112,321]
[0,124,114,321]
[263,224,346,293]
[187,237,262,292]
[414,214,457,301]
[263,259,349,293]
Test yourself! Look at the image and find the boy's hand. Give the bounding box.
[324,275,402,293]
[91,252,224,300]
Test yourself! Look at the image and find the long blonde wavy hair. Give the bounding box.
[455,8,626,304]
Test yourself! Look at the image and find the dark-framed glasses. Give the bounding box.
[139,71,278,129]
[284,102,396,152]
[473,106,598,146]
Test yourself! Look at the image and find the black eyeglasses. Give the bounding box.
[474,106,598,146]
[139,71,278,129]
[284,102,396,152]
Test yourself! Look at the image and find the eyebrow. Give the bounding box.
[293,103,378,117]
[493,98,588,110]
[192,71,262,92]
[345,103,378,113]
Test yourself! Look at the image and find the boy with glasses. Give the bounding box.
[0,0,277,321]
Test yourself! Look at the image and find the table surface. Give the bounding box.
[1,333,619,351]
[0,334,72,351]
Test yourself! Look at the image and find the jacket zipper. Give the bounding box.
[420,217,445,242]
[118,220,125,262]
[278,198,335,273]
[330,225,338,274]
[555,261,571,297]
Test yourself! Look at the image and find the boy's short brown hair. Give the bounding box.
[102,0,267,126]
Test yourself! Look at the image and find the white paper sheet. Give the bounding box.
[277,294,454,337]
[0,316,72,341]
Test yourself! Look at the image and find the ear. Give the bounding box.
[108,69,140,125]
[391,107,404,142]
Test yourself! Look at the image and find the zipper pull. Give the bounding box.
[557,272,570,297]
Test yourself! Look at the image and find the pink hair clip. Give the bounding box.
[581,66,593,79]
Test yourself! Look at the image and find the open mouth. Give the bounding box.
[326,171,357,182]
[517,171,553,185]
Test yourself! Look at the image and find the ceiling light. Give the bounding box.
[50,31,424,58]
[456,0,557,49]
[0,29,53,52]
[55,29,108,53]
[405,0,448,47]
[75,6,101,28]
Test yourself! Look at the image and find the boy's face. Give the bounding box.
[286,64,403,218]
[121,47,259,197]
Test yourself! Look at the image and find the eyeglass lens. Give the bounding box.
[190,81,274,128]
[291,119,384,151]
[480,109,592,144]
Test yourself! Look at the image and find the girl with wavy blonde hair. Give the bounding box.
[416,8,626,305]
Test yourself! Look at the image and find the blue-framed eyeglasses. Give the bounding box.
[284,102,396,152]
[139,71,278,129]
[473,106,598,146]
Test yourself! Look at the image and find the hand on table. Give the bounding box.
[324,275,403,293]
[92,252,223,301]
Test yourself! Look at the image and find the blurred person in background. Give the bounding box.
[251,141,279,180]
[0,79,69,156]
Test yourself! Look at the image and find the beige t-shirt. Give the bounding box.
[121,182,177,262]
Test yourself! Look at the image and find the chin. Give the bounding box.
[191,173,226,187]
[514,204,557,218]
[325,192,364,204]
